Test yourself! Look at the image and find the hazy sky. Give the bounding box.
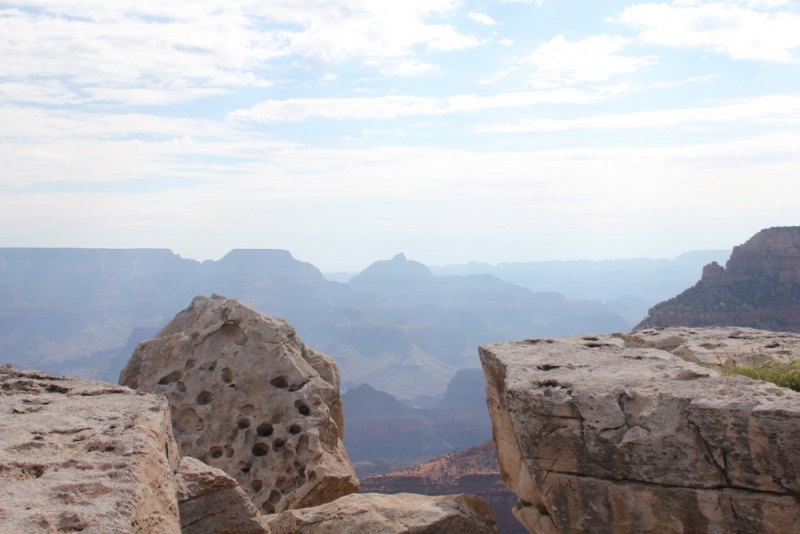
[1,0,799,271]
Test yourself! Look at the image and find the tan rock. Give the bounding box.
[480,331,800,534]
[0,366,180,533]
[265,492,498,533]
[120,295,358,514]
[176,456,270,534]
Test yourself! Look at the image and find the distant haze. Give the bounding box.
[2,2,799,271]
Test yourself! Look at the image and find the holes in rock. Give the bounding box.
[199,362,217,372]
[158,371,183,385]
[270,377,289,389]
[257,423,273,437]
[289,425,301,435]
[295,401,310,416]
[240,404,255,415]
[585,343,605,348]
[46,384,70,394]
[238,462,251,474]
[221,368,234,383]
[538,380,561,388]
[296,434,311,460]
[251,480,263,493]
[196,391,213,405]
[766,342,781,349]
[537,364,560,372]
[288,381,308,392]
[273,438,286,450]
[252,443,269,457]
[219,323,247,345]
[582,337,600,341]
[271,414,284,424]
[184,359,196,370]
[174,408,204,432]
[176,382,186,393]
[261,503,275,515]
[268,490,281,505]
[210,447,223,459]
[237,418,251,430]
[226,447,234,458]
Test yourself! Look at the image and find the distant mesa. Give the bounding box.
[637,226,800,332]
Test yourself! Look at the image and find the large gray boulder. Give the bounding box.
[120,294,358,514]
[480,329,800,533]
[0,366,181,533]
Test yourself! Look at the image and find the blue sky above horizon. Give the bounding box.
[1,0,799,271]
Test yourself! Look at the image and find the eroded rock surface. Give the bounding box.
[176,456,270,534]
[0,366,180,533]
[265,492,498,533]
[480,331,800,534]
[120,294,358,514]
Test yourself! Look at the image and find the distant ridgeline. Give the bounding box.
[637,226,800,332]
[0,248,633,399]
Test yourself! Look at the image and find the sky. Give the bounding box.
[1,0,799,271]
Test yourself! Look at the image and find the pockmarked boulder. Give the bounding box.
[265,492,498,533]
[480,331,800,534]
[120,295,358,514]
[0,366,180,533]
[176,456,270,534]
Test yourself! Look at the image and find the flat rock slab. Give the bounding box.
[120,295,358,514]
[265,492,498,533]
[480,330,800,534]
[0,366,180,533]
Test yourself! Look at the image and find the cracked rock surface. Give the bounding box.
[480,330,800,534]
[0,366,180,533]
[120,294,358,514]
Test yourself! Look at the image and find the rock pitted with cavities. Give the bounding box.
[120,295,358,514]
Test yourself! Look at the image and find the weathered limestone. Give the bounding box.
[265,492,498,533]
[120,295,358,514]
[0,366,181,533]
[176,456,271,534]
[621,326,800,369]
[480,331,800,534]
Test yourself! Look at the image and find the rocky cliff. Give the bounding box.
[480,329,800,533]
[2,296,499,533]
[638,227,800,331]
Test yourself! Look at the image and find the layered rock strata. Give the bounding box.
[0,366,181,533]
[120,294,358,514]
[265,492,498,533]
[480,331,800,534]
[638,226,800,331]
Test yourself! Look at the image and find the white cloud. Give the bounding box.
[499,38,515,46]
[521,34,656,87]
[228,89,605,122]
[0,1,478,106]
[620,1,800,63]
[468,12,499,26]
[477,94,800,132]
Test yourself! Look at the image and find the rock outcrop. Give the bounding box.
[638,226,800,331]
[360,440,526,534]
[0,366,181,533]
[176,456,270,534]
[120,294,358,514]
[265,492,498,533]
[480,330,800,533]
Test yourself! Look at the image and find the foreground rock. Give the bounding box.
[638,226,800,332]
[0,366,180,533]
[120,294,358,514]
[480,331,800,534]
[176,457,270,534]
[266,492,498,533]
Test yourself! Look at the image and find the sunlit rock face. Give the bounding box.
[0,366,181,534]
[120,294,358,514]
[480,331,800,534]
[638,226,800,332]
